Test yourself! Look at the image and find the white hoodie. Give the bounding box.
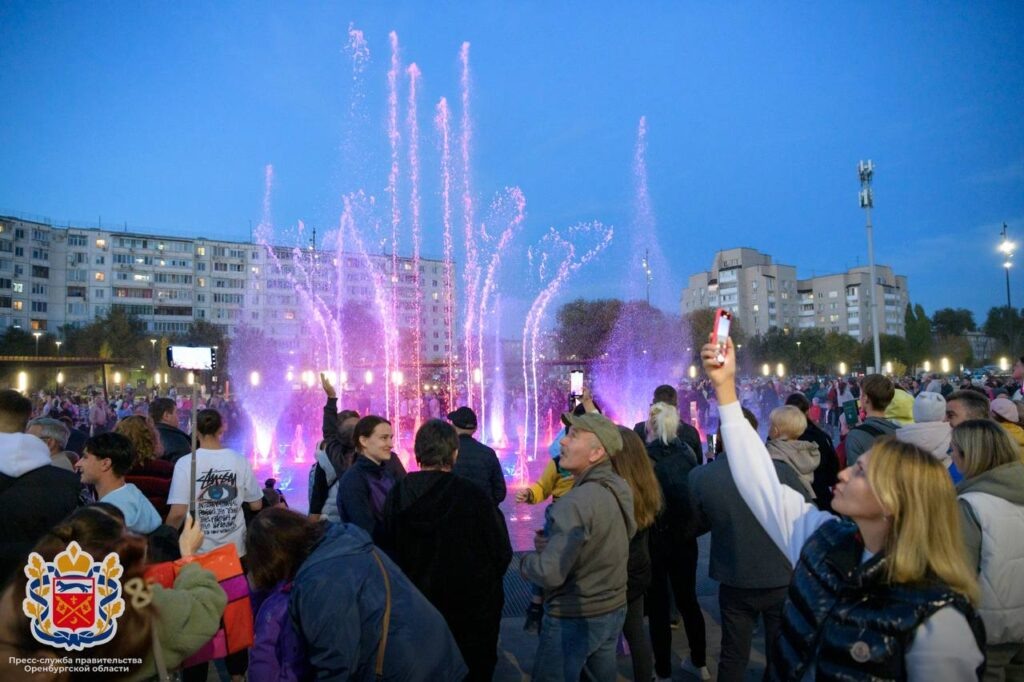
[0,431,53,477]
[895,421,952,467]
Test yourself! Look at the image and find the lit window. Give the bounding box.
[96,239,106,248]
[197,247,206,256]
[94,272,105,281]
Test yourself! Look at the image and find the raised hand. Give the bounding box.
[320,372,337,399]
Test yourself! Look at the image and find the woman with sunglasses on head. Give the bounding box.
[701,336,984,681]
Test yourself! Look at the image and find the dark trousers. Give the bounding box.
[647,538,707,676]
[450,594,503,682]
[717,583,788,682]
[622,596,654,682]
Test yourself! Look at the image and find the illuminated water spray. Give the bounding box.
[435,97,457,401]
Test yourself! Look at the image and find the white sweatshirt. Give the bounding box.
[719,400,983,682]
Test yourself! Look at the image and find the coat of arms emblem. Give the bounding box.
[22,541,126,650]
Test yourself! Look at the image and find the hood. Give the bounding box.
[1000,421,1024,445]
[884,389,915,426]
[895,421,952,461]
[957,461,1024,506]
[300,523,373,573]
[766,438,821,476]
[0,432,53,477]
[390,470,459,532]
[574,460,638,538]
[644,437,696,468]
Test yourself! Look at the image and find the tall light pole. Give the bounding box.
[859,160,882,373]
[998,223,1016,349]
[55,340,62,355]
[32,332,42,357]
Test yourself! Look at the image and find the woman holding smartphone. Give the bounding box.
[701,335,985,681]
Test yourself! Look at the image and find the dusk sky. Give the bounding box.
[2,2,1022,323]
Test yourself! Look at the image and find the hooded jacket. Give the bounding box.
[895,421,952,467]
[520,459,636,618]
[766,439,820,500]
[379,471,512,642]
[997,421,1024,459]
[956,461,1024,644]
[289,523,467,681]
[0,432,80,586]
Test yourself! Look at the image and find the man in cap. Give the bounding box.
[520,412,636,682]
[448,406,506,505]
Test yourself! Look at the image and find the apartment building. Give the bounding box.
[0,215,453,360]
[681,247,910,340]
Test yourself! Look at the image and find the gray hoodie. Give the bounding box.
[520,459,636,618]
[956,462,1024,572]
[766,438,820,500]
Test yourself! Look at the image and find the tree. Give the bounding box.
[0,327,52,356]
[64,308,148,365]
[683,308,746,361]
[983,306,1023,355]
[932,308,977,337]
[904,303,932,368]
[554,299,622,359]
[823,332,861,372]
[861,334,907,371]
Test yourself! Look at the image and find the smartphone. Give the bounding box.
[167,346,217,371]
[712,308,732,365]
[569,370,584,397]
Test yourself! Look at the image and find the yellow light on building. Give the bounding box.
[17,372,27,393]
[762,363,770,377]
[153,372,161,386]
[923,360,931,372]
[776,363,785,378]
[113,372,122,384]
[56,372,64,385]
[839,362,847,375]
[941,357,950,373]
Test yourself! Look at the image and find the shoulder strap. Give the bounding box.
[851,422,885,438]
[371,550,392,681]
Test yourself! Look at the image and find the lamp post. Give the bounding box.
[998,223,1016,350]
[858,160,882,373]
[149,338,157,369]
[55,340,62,355]
[32,331,41,356]
[795,340,802,375]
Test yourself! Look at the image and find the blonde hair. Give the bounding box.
[647,401,680,446]
[951,419,1021,479]
[114,414,163,466]
[612,426,663,529]
[867,436,979,604]
[769,405,807,441]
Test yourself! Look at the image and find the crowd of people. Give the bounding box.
[0,347,1022,681]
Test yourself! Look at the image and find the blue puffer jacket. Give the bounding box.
[288,523,467,682]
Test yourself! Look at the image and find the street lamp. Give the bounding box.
[32,332,41,356]
[55,340,62,355]
[999,223,1015,309]
[858,160,882,373]
[941,357,951,374]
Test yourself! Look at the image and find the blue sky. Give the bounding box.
[1,1,1022,322]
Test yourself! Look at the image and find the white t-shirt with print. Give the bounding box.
[167,447,261,557]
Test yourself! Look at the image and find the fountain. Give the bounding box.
[223,26,692,549]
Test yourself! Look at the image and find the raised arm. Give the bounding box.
[701,336,834,565]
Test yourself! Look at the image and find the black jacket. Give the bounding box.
[635,420,704,465]
[156,422,192,463]
[379,471,512,644]
[645,436,699,550]
[336,454,406,541]
[799,421,839,511]
[771,521,985,681]
[451,434,506,505]
[0,466,80,587]
[626,526,652,602]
